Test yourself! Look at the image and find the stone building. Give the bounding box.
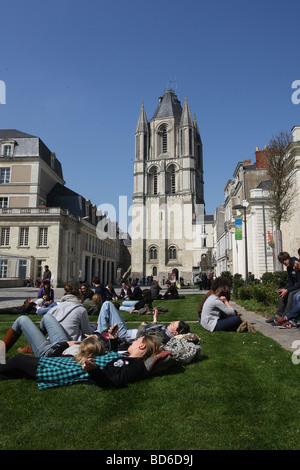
[131,88,207,284]
[0,129,120,287]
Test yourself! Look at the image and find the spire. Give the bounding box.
[136,102,149,133]
[179,94,193,127]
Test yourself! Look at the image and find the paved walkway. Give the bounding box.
[231,301,300,352]
[1,287,300,352]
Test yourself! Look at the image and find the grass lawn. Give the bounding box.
[1,294,300,451]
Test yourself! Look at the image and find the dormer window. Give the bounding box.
[1,139,16,157]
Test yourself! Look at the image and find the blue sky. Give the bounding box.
[1,0,299,231]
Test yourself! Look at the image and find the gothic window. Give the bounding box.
[166,164,177,194]
[158,124,168,155]
[162,127,167,153]
[148,166,159,195]
[153,266,157,276]
[149,246,158,260]
[168,245,177,260]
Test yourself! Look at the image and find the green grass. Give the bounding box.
[1,294,300,450]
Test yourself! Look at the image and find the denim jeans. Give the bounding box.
[36,302,57,315]
[95,301,137,340]
[12,313,71,357]
[285,290,300,322]
[214,315,242,331]
[119,300,138,312]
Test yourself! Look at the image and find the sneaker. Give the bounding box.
[279,321,297,329]
[274,316,287,326]
[266,315,278,323]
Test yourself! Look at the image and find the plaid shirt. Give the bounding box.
[36,351,121,390]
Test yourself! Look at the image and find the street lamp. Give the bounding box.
[233,204,249,285]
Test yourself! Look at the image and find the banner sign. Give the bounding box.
[235,218,242,240]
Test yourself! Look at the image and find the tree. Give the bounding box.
[264,131,296,270]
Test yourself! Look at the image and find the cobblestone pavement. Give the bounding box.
[1,287,300,352]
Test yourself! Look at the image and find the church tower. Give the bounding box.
[131,88,205,284]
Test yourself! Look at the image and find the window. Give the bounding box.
[153,266,157,276]
[162,128,167,153]
[0,168,10,183]
[149,246,158,260]
[3,145,11,156]
[39,227,48,246]
[158,124,168,155]
[153,169,158,195]
[0,259,8,278]
[148,166,159,195]
[1,227,10,246]
[168,245,177,260]
[171,167,176,193]
[20,227,29,246]
[166,164,176,194]
[0,197,8,208]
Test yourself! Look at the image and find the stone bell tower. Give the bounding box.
[131,88,205,284]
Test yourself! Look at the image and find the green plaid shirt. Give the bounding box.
[36,351,121,390]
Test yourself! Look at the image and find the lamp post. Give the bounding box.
[233,204,249,285]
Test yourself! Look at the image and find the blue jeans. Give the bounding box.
[36,302,57,315]
[214,315,242,331]
[95,301,137,340]
[11,313,71,357]
[119,300,138,312]
[285,291,300,322]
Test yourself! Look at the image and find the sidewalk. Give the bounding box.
[231,301,300,352]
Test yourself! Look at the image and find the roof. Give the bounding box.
[0,128,64,180]
[47,183,85,217]
[151,89,183,121]
[0,129,37,139]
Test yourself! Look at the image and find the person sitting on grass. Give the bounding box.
[0,332,162,389]
[161,280,179,300]
[197,276,230,322]
[83,293,103,316]
[95,300,190,344]
[200,282,242,332]
[119,289,153,314]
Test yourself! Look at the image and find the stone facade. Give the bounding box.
[131,89,208,285]
[0,129,120,287]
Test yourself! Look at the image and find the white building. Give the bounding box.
[0,129,120,287]
[131,88,207,284]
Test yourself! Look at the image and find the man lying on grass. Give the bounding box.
[95,300,190,344]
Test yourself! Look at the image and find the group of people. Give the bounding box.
[0,283,191,389]
[194,272,215,291]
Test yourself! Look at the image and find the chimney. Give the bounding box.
[255,147,267,169]
[243,159,251,166]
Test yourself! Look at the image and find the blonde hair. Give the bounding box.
[92,293,103,307]
[74,336,105,364]
[140,335,162,360]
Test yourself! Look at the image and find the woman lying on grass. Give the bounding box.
[0,328,161,389]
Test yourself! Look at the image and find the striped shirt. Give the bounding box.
[36,352,121,390]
